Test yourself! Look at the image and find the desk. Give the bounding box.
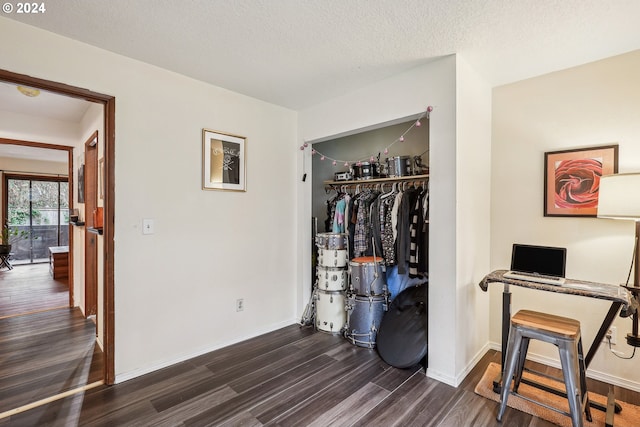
[479,270,637,426]
[49,246,69,280]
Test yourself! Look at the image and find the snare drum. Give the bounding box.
[314,290,346,334]
[316,266,348,291]
[345,294,388,348]
[349,256,386,295]
[318,248,348,267]
[315,232,348,250]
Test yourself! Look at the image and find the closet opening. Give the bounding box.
[305,113,430,366]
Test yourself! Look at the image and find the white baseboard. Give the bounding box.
[427,342,492,387]
[115,317,297,384]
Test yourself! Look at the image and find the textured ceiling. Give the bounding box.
[5,0,640,110]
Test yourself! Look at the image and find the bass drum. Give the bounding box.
[376,283,428,368]
[345,294,388,348]
[314,290,346,334]
[316,266,348,291]
[318,248,348,268]
[349,256,386,295]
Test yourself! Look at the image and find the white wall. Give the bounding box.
[455,57,493,383]
[298,55,492,386]
[1,17,299,381]
[491,50,640,390]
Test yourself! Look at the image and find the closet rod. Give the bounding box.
[325,178,428,193]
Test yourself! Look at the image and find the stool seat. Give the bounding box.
[497,309,591,427]
[512,309,580,339]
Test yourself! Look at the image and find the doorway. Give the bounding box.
[0,68,115,385]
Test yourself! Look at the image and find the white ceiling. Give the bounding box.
[0,144,68,164]
[6,0,640,110]
[0,81,91,122]
[0,81,88,163]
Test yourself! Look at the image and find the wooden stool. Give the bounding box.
[497,310,592,427]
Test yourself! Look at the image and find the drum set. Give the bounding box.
[311,232,390,348]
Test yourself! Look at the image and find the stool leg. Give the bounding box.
[577,337,592,422]
[559,339,584,427]
[513,337,530,393]
[497,327,522,422]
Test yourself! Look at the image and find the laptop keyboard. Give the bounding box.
[503,271,566,286]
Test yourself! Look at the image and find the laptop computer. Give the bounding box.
[503,244,567,285]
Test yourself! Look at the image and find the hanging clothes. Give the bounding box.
[352,189,379,258]
[409,187,427,278]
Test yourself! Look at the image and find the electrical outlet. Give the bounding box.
[603,326,617,345]
[236,298,244,312]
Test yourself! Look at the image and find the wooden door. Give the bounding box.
[84,133,98,317]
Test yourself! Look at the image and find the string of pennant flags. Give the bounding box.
[299,106,433,167]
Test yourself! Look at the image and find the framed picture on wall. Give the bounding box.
[544,144,618,217]
[202,129,246,192]
[99,157,105,199]
[78,164,85,204]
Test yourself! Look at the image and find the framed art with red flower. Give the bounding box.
[544,145,618,217]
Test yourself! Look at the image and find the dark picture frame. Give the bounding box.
[202,129,247,192]
[544,144,618,217]
[78,164,85,204]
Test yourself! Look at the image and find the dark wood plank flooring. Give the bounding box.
[0,263,69,319]
[0,307,103,415]
[2,324,638,426]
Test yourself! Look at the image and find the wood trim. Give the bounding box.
[0,137,73,151]
[83,132,98,318]
[103,97,115,384]
[0,68,116,385]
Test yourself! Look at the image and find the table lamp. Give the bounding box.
[597,173,640,347]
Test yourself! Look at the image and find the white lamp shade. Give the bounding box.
[597,173,640,219]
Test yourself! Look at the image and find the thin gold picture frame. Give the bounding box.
[202,129,247,192]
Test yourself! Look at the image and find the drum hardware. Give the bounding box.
[413,155,428,175]
[334,171,352,181]
[299,287,317,326]
[352,161,379,180]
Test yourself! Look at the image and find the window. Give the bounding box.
[5,175,69,264]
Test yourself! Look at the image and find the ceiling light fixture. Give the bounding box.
[17,85,41,97]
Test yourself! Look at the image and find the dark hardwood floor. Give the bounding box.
[0,307,103,416]
[0,263,69,319]
[2,323,638,426]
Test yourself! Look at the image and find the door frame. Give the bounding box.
[84,132,98,318]
[0,68,116,384]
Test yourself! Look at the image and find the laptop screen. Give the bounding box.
[510,244,566,278]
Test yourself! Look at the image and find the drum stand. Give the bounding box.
[299,287,317,327]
